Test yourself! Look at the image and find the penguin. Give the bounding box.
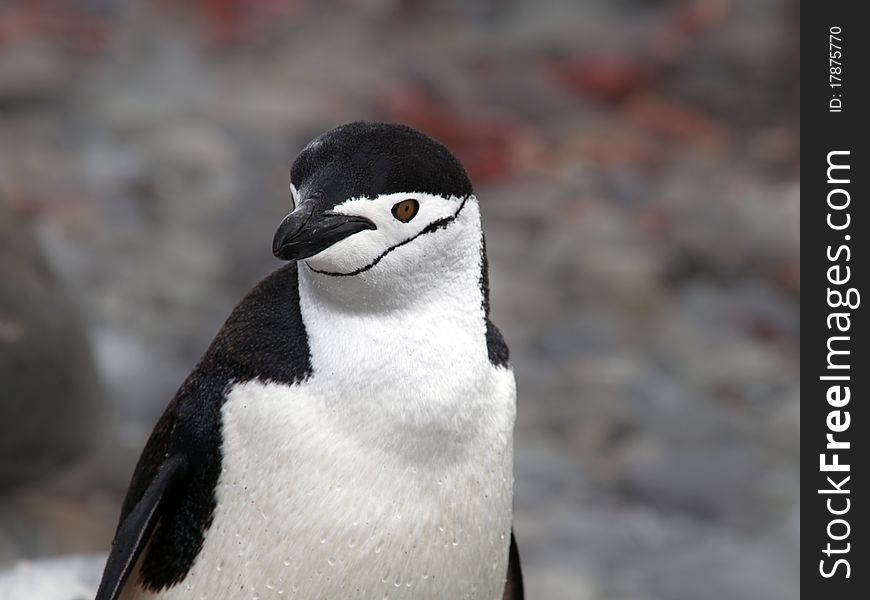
[96,122,523,600]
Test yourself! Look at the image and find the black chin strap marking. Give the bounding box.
[306,196,469,278]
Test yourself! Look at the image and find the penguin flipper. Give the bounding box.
[95,453,188,600]
[503,529,524,600]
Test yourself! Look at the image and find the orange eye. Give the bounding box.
[391,199,419,223]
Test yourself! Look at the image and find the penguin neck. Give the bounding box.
[294,207,493,435]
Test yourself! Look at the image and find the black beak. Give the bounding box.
[272,200,377,261]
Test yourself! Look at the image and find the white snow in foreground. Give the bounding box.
[0,553,106,600]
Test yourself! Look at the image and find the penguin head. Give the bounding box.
[272,122,478,281]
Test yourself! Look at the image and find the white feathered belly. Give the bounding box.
[131,374,515,600]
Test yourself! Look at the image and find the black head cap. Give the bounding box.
[290,122,473,204]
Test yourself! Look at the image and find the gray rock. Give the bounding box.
[0,46,66,108]
[0,203,103,487]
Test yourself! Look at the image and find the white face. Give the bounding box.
[300,190,471,277]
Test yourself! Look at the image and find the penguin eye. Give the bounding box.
[391,199,419,223]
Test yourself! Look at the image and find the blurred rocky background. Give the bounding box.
[0,0,798,598]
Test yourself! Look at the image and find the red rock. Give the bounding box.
[549,55,652,104]
[380,82,541,185]
[622,94,729,149]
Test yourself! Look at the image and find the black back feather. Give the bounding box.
[96,263,311,598]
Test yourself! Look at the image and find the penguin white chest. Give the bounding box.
[141,364,515,600]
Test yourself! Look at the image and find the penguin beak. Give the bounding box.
[272,200,376,261]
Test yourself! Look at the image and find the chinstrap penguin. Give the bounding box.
[96,122,523,600]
